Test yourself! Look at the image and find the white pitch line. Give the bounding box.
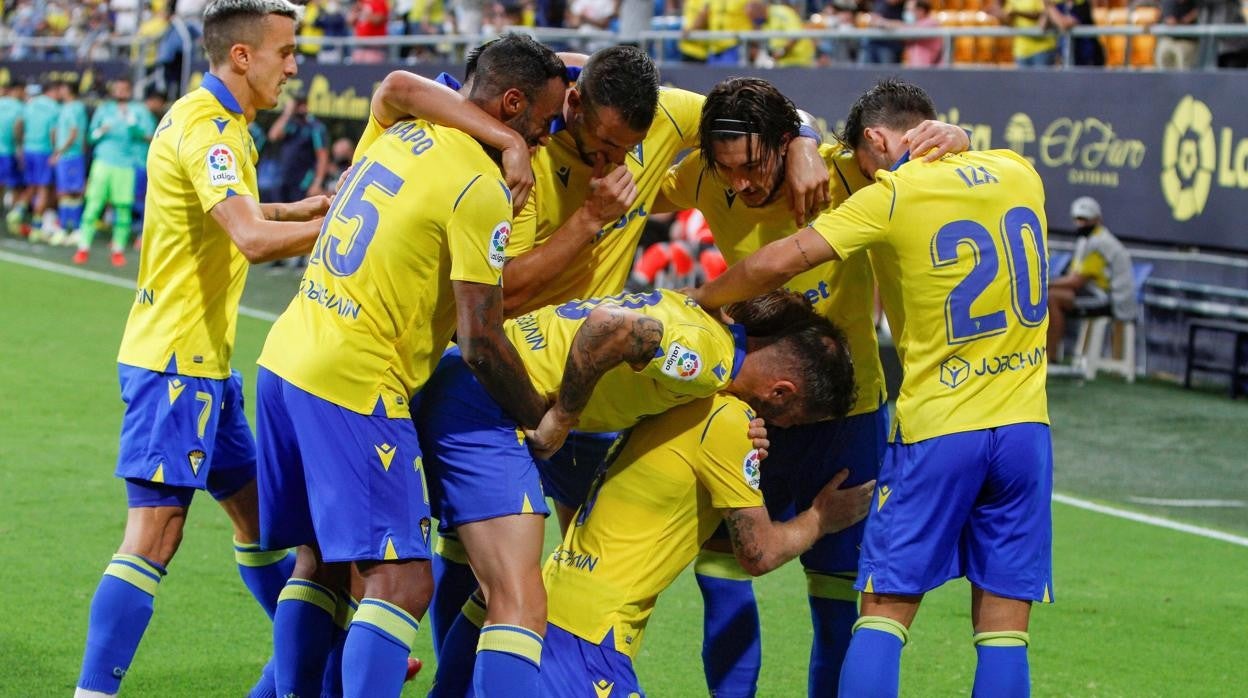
[0,249,279,322]
[1054,493,1248,548]
[1127,497,1246,508]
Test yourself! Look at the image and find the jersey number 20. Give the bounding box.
[310,157,404,277]
[931,207,1047,345]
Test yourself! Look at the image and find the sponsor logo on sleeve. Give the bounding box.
[489,221,510,269]
[660,342,702,380]
[742,449,761,489]
[206,144,240,186]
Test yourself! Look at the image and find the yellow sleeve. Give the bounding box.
[447,174,512,285]
[657,88,705,151]
[639,319,731,399]
[354,112,386,162]
[507,189,538,259]
[810,174,896,260]
[662,154,704,211]
[692,399,765,510]
[180,114,256,213]
[1074,251,1107,286]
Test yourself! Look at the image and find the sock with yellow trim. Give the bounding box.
[838,616,909,698]
[972,631,1030,698]
[342,598,420,698]
[273,578,338,697]
[473,624,543,697]
[694,550,760,698]
[234,539,295,619]
[431,531,476,657]
[76,554,167,694]
[806,570,859,695]
[429,591,486,698]
[320,591,358,698]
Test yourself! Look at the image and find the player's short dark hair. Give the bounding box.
[202,0,303,67]
[465,33,568,103]
[726,289,817,338]
[578,45,659,133]
[841,78,936,150]
[700,77,799,173]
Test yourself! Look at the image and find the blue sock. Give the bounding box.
[341,598,419,698]
[273,579,338,698]
[695,550,760,698]
[972,631,1031,698]
[838,616,909,698]
[246,659,277,698]
[235,539,295,619]
[320,592,357,698]
[431,533,477,658]
[60,198,83,231]
[473,624,543,698]
[77,554,167,693]
[806,571,860,696]
[429,591,487,698]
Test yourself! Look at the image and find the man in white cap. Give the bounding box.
[1046,195,1137,361]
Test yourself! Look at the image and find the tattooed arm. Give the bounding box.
[721,469,875,576]
[690,227,838,315]
[525,305,664,459]
[453,280,547,429]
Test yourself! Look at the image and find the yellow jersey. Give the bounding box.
[1006,0,1057,59]
[507,88,704,316]
[678,0,753,60]
[117,73,258,379]
[259,118,511,418]
[504,288,746,432]
[543,394,763,659]
[811,150,1050,443]
[763,4,816,68]
[662,145,885,417]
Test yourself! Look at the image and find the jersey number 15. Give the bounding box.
[310,157,404,277]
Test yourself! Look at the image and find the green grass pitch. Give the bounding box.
[1,249,1246,696]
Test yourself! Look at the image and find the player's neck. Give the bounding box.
[210,69,258,122]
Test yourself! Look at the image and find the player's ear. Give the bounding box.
[500,87,527,121]
[566,87,582,116]
[229,42,250,72]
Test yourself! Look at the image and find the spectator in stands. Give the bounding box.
[399,0,448,61]
[1047,196,1137,362]
[680,0,752,64]
[1155,0,1199,69]
[615,0,653,41]
[862,0,905,63]
[745,0,817,67]
[156,10,201,100]
[78,4,115,62]
[566,0,616,30]
[873,0,942,66]
[1200,0,1248,68]
[314,0,351,62]
[987,0,1058,67]
[7,0,42,59]
[1046,0,1104,66]
[453,0,493,34]
[351,0,391,63]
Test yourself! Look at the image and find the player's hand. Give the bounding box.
[286,194,332,222]
[784,137,831,227]
[747,417,769,460]
[500,140,535,216]
[904,120,970,162]
[811,469,875,535]
[524,405,579,460]
[306,183,324,198]
[583,156,637,228]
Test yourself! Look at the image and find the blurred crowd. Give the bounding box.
[2,0,1245,69]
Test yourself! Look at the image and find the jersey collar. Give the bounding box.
[728,323,748,380]
[201,73,243,114]
[549,66,582,135]
[889,151,911,171]
[435,72,462,90]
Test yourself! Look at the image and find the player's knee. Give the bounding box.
[119,507,186,565]
[360,559,434,617]
[480,570,547,628]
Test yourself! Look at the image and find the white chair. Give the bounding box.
[1068,262,1153,382]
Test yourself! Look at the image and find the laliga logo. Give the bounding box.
[1161,96,1216,222]
[742,449,761,489]
[209,146,233,171]
[676,351,700,378]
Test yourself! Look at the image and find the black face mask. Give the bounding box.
[1075,224,1096,237]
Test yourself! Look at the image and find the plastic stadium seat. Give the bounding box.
[1071,262,1153,382]
[974,12,1000,63]
[952,11,977,64]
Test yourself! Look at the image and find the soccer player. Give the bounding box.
[539,390,874,698]
[421,288,854,697]
[49,81,88,244]
[73,78,148,266]
[656,77,967,695]
[690,78,1053,698]
[74,2,329,696]
[14,81,60,240]
[0,80,25,217]
[254,34,568,698]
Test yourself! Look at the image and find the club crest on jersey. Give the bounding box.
[206,144,239,186]
[489,221,510,269]
[742,449,761,489]
[661,342,702,380]
[187,449,206,476]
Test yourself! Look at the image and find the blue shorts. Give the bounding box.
[414,347,549,530]
[540,624,645,698]
[0,154,21,187]
[256,367,432,563]
[761,407,888,574]
[134,168,147,212]
[856,423,1054,602]
[115,364,257,508]
[22,151,51,186]
[55,154,86,192]
[537,430,621,509]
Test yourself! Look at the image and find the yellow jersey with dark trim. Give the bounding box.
[259,118,510,418]
[662,144,886,416]
[504,288,746,432]
[507,88,704,316]
[117,74,258,378]
[811,149,1049,443]
[543,394,763,659]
